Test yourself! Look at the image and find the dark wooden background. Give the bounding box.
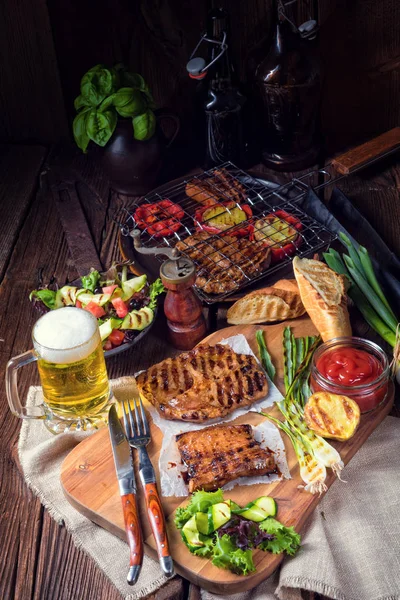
[1,0,399,155]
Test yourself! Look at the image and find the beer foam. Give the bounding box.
[33,307,100,364]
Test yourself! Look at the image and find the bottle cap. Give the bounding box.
[160,257,196,285]
[186,57,207,79]
[298,19,318,40]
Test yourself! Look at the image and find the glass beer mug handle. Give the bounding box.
[6,350,46,419]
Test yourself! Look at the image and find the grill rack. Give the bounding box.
[121,162,337,303]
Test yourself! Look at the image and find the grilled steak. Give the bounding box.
[136,344,268,422]
[176,233,271,295]
[176,423,277,492]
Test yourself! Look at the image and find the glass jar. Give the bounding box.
[310,337,390,414]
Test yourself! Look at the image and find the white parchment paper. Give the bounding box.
[145,334,290,497]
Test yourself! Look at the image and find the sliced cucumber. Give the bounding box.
[121,275,147,301]
[76,292,111,306]
[253,496,277,517]
[236,496,277,522]
[181,515,204,551]
[99,320,113,341]
[208,502,231,531]
[58,286,79,306]
[195,512,210,535]
[228,499,242,513]
[196,501,231,534]
[237,504,270,522]
[120,306,154,330]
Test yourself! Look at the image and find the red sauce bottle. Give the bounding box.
[160,257,207,350]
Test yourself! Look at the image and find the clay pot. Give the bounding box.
[102,109,180,195]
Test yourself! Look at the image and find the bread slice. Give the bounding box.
[273,279,301,294]
[292,256,352,341]
[227,280,305,325]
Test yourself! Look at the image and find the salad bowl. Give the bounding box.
[30,263,164,358]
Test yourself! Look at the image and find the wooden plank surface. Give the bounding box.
[0,1,68,143]
[0,143,399,599]
[0,145,185,600]
[60,320,394,594]
[0,145,47,281]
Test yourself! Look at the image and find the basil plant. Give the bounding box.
[73,64,156,153]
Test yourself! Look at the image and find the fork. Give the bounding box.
[122,396,175,579]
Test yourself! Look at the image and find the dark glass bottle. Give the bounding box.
[253,0,322,170]
[196,8,246,168]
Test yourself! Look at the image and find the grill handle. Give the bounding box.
[332,127,400,175]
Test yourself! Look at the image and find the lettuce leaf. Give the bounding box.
[212,535,255,575]
[174,489,225,529]
[258,518,301,556]
[81,269,100,293]
[148,278,165,311]
[29,289,57,310]
[192,535,214,558]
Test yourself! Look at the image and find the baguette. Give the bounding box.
[227,279,305,325]
[292,256,352,341]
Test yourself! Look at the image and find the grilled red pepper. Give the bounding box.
[134,199,184,238]
[250,210,303,262]
[194,201,253,237]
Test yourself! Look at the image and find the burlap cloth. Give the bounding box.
[19,378,400,600]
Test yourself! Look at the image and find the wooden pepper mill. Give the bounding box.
[160,256,207,350]
[129,230,207,350]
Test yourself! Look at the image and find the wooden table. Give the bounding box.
[0,143,399,600]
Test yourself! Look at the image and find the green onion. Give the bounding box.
[323,249,350,277]
[344,255,398,332]
[256,330,276,381]
[347,282,396,347]
[339,232,364,275]
[323,248,396,347]
[283,327,293,390]
[357,245,397,319]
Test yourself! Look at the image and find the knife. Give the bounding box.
[108,404,143,585]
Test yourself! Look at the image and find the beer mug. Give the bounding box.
[6,307,112,433]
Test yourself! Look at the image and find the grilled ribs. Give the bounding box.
[176,233,271,295]
[136,344,268,422]
[176,423,277,492]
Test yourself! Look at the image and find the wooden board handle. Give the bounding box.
[331,127,400,175]
[144,482,174,576]
[121,493,144,585]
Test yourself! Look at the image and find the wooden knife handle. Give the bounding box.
[121,493,143,585]
[144,482,174,576]
[332,127,400,175]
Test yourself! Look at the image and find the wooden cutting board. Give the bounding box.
[61,317,394,594]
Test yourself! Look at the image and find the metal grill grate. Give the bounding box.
[121,162,337,303]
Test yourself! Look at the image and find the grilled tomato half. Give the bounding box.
[195,201,253,237]
[134,199,184,238]
[250,210,302,262]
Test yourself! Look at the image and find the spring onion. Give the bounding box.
[357,245,394,314]
[343,255,398,332]
[256,330,276,381]
[338,232,364,276]
[323,247,397,348]
[263,329,344,494]
[265,413,328,495]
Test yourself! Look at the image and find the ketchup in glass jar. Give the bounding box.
[310,338,389,413]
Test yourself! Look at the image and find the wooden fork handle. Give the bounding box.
[144,482,174,577]
[121,493,144,585]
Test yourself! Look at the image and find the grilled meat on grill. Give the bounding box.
[176,233,271,295]
[176,423,277,492]
[136,344,268,422]
[185,167,246,207]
